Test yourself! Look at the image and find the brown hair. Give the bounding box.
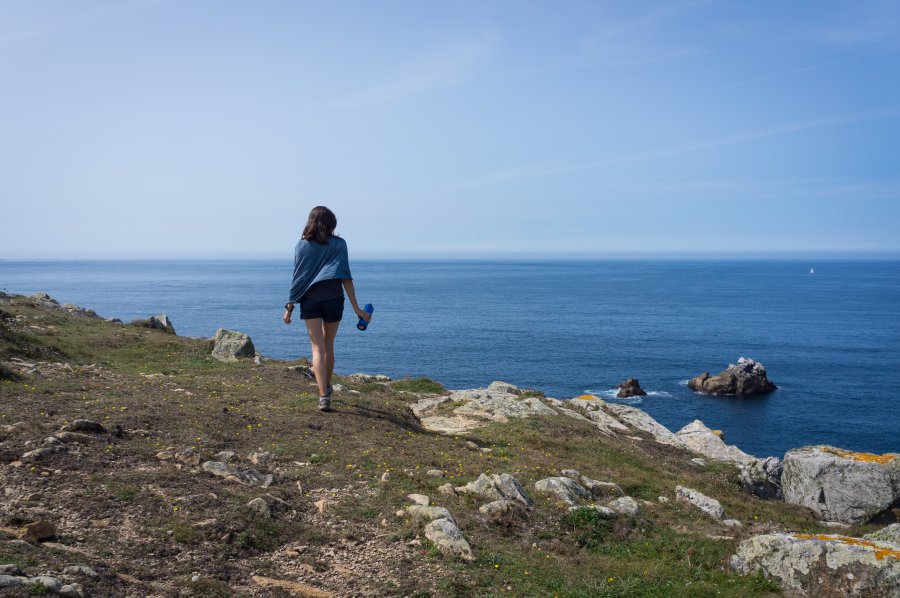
[301,206,338,244]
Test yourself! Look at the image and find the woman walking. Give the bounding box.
[283,206,371,412]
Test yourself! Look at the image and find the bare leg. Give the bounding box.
[323,320,340,387]
[304,318,328,397]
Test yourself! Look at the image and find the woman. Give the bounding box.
[283,206,371,412]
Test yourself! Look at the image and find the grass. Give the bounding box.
[0,293,833,596]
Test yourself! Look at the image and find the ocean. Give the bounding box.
[1,259,898,459]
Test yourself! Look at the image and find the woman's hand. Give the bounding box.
[283,309,292,325]
[354,306,372,322]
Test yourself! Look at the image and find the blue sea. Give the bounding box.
[2,259,898,458]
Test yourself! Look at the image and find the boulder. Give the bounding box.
[18,520,56,543]
[0,576,24,589]
[405,505,454,525]
[688,357,776,396]
[731,532,900,596]
[211,329,256,362]
[675,420,756,465]
[561,469,623,498]
[675,485,725,520]
[534,477,591,506]
[247,497,271,518]
[424,518,474,561]
[454,473,532,506]
[616,378,647,398]
[739,456,784,499]
[865,524,900,545]
[782,446,900,524]
[61,419,107,434]
[147,314,176,334]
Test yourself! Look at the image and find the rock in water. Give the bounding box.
[211,329,256,362]
[782,445,900,524]
[616,378,647,398]
[148,314,176,335]
[687,357,776,396]
[731,532,900,596]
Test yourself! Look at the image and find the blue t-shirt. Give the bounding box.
[288,236,353,303]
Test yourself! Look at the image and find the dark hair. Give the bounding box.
[301,206,337,244]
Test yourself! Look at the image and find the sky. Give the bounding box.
[2,0,899,259]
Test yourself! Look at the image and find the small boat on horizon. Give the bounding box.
[810,268,815,274]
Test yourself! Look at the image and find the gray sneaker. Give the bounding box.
[318,397,331,412]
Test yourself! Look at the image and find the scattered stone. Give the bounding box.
[30,576,64,592]
[426,469,445,478]
[174,448,202,466]
[211,328,256,362]
[688,357,777,396]
[52,431,97,444]
[675,420,756,465]
[722,519,743,529]
[347,373,392,383]
[479,499,529,525]
[455,473,532,506]
[200,461,273,488]
[407,494,430,506]
[61,419,107,434]
[606,496,640,516]
[405,505,455,525]
[437,483,457,498]
[731,532,900,596]
[739,456,784,499]
[424,518,474,562]
[0,565,24,576]
[247,497,271,518]
[18,520,56,543]
[59,583,86,598]
[62,565,97,578]
[675,485,725,520]
[658,496,669,503]
[21,445,67,462]
[332,384,349,393]
[249,451,272,466]
[379,472,390,483]
[148,314,176,335]
[465,441,479,451]
[534,477,591,506]
[287,365,314,379]
[782,445,900,524]
[616,377,647,398]
[0,575,24,589]
[252,575,334,598]
[314,500,327,515]
[214,450,237,463]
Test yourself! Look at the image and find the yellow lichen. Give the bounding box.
[794,534,900,561]
[574,394,598,401]
[821,447,898,464]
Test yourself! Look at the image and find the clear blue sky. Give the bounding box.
[2,1,899,258]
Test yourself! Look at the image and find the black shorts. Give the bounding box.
[299,296,344,323]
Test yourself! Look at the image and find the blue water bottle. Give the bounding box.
[357,303,374,331]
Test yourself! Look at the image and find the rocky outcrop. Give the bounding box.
[479,499,529,525]
[148,314,176,335]
[201,460,273,488]
[866,524,900,545]
[616,377,647,398]
[454,473,532,506]
[731,532,900,597]
[348,373,392,383]
[211,329,256,362]
[739,456,784,499]
[675,420,755,464]
[688,357,777,396]
[534,477,592,506]
[782,446,900,524]
[424,518,474,562]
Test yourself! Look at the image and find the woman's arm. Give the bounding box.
[342,279,371,322]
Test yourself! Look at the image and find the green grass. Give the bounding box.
[392,376,446,394]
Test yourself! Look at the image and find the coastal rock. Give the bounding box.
[730,532,900,596]
[675,485,725,520]
[347,373,392,383]
[782,446,900,524]
[534,477,591,506]
[405,505,455,525]
[454,473,532,506]
[424,518,474,561]
[675,420,755,465]
[211,329,256,362]
[148,314,176,335]
[688,357,776,396]
[739,456,784,499]
[413,384,555,434]
[865,524,900,545]
[560,469,623,497]
[603,402,679,445]
[616,377,647,398]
